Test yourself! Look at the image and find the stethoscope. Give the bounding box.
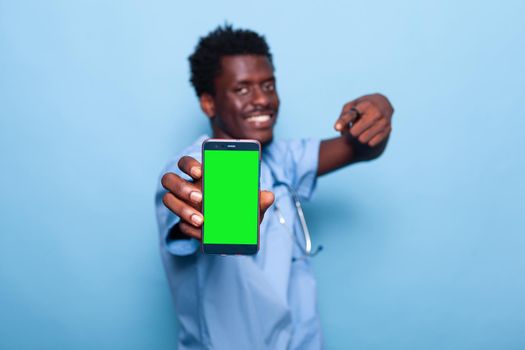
[263,160,323,260]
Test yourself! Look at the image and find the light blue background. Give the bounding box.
[1,0,524,349]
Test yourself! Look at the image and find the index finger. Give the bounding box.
[335,108,360,131]
[178,156,202,180]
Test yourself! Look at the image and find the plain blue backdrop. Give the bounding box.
[1,0,524,349]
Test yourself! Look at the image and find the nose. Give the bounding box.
[251,86,270,107]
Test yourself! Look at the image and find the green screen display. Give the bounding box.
[203,149,259,245]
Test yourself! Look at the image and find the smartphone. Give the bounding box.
[201,139,261,255]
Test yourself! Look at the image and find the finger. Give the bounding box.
[336,100,375,132]
[260,190,275,222]
[334,100,360,131]
[260,190,275,212]
[340,99,359,115]
[178,156,202,180]
[179,221,202,240]
[334,108,360,131]
[368,127,392,147]
[161,172,202,206]
[162,192,204,227]
[353,100,372,115]
[357,118,389,144]
[350,107,382,138]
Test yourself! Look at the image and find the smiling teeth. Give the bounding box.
[246,115,271,122]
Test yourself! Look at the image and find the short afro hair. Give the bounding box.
[189,24,273,97]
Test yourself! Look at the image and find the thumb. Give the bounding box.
[260,190,275,222]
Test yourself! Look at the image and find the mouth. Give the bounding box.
[244,112,275,129]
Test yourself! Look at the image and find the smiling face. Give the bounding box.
[200,55,280,145]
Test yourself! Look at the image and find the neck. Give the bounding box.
[211,123,233,140]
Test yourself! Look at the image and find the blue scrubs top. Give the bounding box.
[155,134,322,349]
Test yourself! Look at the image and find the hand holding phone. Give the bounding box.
[202,139,275,255]
[161,151,274,245]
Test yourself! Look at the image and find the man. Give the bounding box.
[155,25,393,349]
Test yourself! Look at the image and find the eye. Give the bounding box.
[234,86,249,95]
[262,81,275,92]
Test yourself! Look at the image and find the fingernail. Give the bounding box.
[335,123,341,130]
[190,167,201,177]
[191,214,203,225]
[190,191,202,203]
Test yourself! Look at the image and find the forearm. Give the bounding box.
[317,134,389,176]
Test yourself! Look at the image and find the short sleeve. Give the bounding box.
[155,154,201,257]
[288,138,321,202]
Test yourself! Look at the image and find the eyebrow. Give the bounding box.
[235,76,275,85]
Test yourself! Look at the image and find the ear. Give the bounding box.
[199,93,215,120]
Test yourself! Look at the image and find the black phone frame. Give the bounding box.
[201,139,261,255]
